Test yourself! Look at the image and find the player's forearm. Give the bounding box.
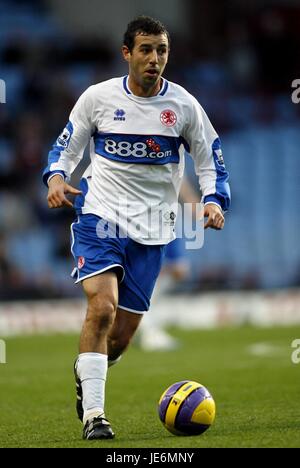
[48,173,65,188]
[199,169,231,212]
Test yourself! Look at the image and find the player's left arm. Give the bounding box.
[204,203,225,230]
[184,96,231,230]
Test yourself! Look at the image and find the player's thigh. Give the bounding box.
[82,271,119,308]
[118,242,165,313]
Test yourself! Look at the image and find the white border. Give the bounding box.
[75,264,125,284]
[204,201,222,210]
[70,218,80,281]
[47,172,65,185]
[118,304,147,315]
[70,218,80,258]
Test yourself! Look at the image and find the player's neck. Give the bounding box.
[128,75,162,97]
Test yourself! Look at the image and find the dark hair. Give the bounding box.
[123,15,170,52]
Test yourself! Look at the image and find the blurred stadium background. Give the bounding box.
[0,0,299,332]
[1,0,300,449]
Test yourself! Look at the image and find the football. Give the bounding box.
[158,380,216,436]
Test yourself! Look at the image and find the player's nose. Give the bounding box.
[149,50,158,64]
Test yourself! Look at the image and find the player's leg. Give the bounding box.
[71,214,126,439]
[80,272,118,353]
[137,238,188,351]
[75,271,118,440]
[107,307,143,363]
[111,240,165,358]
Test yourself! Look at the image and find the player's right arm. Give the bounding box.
[47,174,82,209]
[43,86,95,209]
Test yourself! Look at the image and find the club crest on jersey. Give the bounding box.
[160,109,177,127]
[78,256,85,269]
[114,109,126,121]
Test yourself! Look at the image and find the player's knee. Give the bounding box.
[86,294,117,330]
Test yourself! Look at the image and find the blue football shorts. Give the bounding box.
[70,214,165,314]
[164,237,186,264]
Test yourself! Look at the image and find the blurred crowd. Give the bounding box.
[0,0,300,300]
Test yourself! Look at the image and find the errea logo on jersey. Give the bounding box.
[114,109,126,121]
[104,138,172,159]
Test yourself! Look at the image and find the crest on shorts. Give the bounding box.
[160,109,177,127]
[78,256,85,269]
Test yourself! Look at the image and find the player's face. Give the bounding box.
[123,33,169,94]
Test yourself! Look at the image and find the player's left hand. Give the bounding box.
[204,203,225,230]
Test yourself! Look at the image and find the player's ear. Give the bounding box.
[122,45,131,63]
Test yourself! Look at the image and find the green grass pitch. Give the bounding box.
[0,326,299,448]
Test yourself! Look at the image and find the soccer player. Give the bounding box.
[43,16,230,440]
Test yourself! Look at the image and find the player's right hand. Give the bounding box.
[47,175,82,209]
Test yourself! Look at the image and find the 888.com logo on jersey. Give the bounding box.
[104,137,172,160]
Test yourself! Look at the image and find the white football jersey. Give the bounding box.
[43,76,230,244]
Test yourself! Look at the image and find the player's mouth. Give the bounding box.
[145,68,160,77]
